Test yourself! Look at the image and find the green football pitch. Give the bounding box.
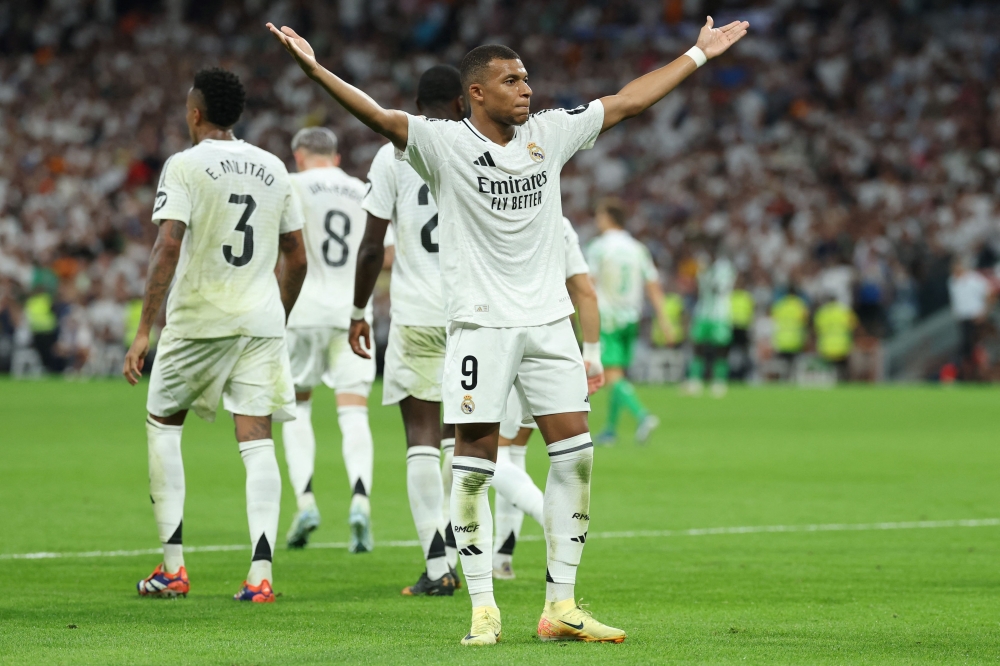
[1,380,998,664]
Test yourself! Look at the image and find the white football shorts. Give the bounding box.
[382,322,447,406]
[443,317,589,425]
[286,327,375,397]
[499,385,539,439]
[147,328,296,422]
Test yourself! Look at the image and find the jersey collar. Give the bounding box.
[462,119,518,147]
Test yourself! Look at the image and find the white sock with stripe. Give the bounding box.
[338,406,373,511]
[240,438,281,586]
[493,445,541,569]
[406,446,449,580]
[440,437,457,569]
[146,418,185,574]
[451,456,496,608]
[543,433,593,603]
[281,400,316,511]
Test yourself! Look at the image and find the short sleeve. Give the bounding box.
[640,245,657,282]
[396,114,447,185]
[536,100,605,165]
[280,184,305,234]
[152,155,192,225]
[563,218,589,278]
[362,144,397,220]
[383,222,396,248]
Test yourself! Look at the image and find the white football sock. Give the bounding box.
[406,446,449,580]
[240,438,281,586]
[451,456,496,608]
[338,406,373,506]
[281,400,316,511]
[543,433,593,603]
[146,418,185,574]
[440,437,457,569]
[493,445,538,568]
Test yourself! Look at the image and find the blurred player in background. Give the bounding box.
[280,127,391,553]
[685,245,737,397]
[588,198,672,446]
[493,216,603,580]
[350,65,464,596]
[728,276,755,381]
[123,68,307,603]
[270,15,747,645]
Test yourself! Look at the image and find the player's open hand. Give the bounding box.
[123,334,149,386]
[266,23,318,76]
[695,16,749,60]
[585,361,605,395]
[349,318,372,360]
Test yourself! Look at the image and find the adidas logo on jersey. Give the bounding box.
[472,151,496,167]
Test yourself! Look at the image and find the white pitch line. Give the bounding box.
[2,518,998,562]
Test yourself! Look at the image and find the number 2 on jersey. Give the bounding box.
[417,184,439,253]
[223,194,256,267]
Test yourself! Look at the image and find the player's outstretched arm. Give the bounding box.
[567,273,605,394]
[349,214,390,360]
[277,230,308,321]
[123,220,185,385]
[266,24,409,150]
[599,16,748,132]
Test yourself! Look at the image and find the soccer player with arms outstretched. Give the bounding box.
[124,68,307,603]
[269,16,747,644]
[349,65,466,596]
[280,127,390,553]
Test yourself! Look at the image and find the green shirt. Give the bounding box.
[587,229,657,331]
[693,258,736,324]
[771,294,809,353]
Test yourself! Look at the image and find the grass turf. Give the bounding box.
[0,379,998,664]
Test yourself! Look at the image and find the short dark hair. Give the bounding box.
[597,197,627,228]
[417,65,463,108]
[192,68,245,129]
[291,127,338,155]
[459,44,521,89]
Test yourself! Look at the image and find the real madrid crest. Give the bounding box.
[527,142,545,163]
[461,395,476,414]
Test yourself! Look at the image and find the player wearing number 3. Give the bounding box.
[124,68,308,603]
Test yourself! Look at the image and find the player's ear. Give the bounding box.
[467,83,484,104]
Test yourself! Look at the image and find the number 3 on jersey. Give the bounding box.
[418,184,438,253]
[223,194,256,267]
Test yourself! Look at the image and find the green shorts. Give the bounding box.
[691,317,733,347]
[600,323,639,368]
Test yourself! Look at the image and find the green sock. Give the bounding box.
[612,379,647,420]
[689,356,705,380]
[712,357,729,383]
[607,378,623,430]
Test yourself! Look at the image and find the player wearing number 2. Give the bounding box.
[123,68,308,603]
[270,14,748,645]
[281,127,391,553]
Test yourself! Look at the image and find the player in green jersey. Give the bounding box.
[587,198,673,445]
[685,248,737,397]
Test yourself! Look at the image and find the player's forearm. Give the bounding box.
[308,66,408,149]
[139,241,180,336]
[278,231,307,319]
[600,56,697,131]
[353,243,384,311]
[567,275,600,343]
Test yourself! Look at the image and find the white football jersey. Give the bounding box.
[363,142,445,327]
[398,101,604,328]
[587,228,658,330]
[286,166,372,329]
[562,217,588,279]
[152,139,302,339]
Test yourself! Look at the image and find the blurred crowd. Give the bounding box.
[1,0,998,377]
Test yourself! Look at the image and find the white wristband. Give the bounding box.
[350,306,366,321]
[582,342,602,365]
[685,46,707,68]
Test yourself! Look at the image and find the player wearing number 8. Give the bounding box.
[281,127,392,553]
[123,68,308,602]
